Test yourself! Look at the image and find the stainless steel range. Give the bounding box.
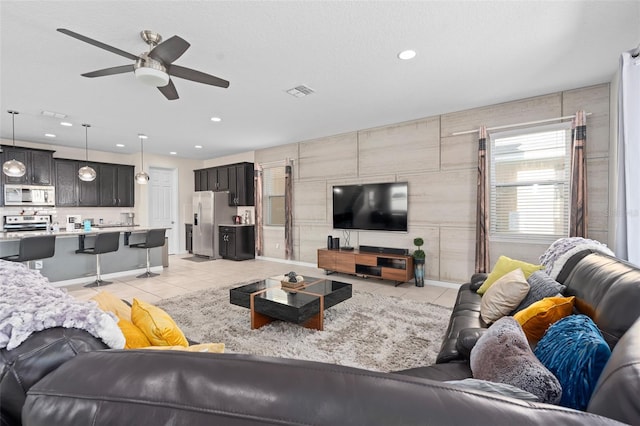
[3,215,51,232]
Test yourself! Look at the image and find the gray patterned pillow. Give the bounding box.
[511,270,566,314]
[470,316,562,404]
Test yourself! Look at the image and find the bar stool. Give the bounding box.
[129,229,166,278]
[75,232,121,287]
[1,235,56,269]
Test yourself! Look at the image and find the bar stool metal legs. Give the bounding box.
[129,229,166,279]
[75,232,121,288]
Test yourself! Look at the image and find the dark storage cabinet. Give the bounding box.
[219,225,255,260]
[1,146,54,185]
[99,164,134,207]
[185,223,193,253]
[194,162,254,206]
[54,159,134,207]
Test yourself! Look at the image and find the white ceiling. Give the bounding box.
[1,1,638,160]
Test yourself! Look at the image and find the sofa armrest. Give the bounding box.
[469,273,488,291]
[455,328,487,360]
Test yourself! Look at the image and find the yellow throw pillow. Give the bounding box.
[477,256,544,295]
[513,296,575,343]
[131,298,188,347]
[91,291,133,320]
[141,343,225,353]
[118,318,152,349]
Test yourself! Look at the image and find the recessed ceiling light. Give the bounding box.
[210,117,222,122]
[116,144,125,148]
[398,49,417,60]
[138,134,148,139]
[60,121,73,127]
[195,145,203,149]
[44,133,56,138]
[169,151,177,155]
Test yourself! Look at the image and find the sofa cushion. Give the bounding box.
[470,317,561,404]
[480,268,529,324]
[561,252,640,348]
[535,315,611,410]
[588,316,640,425]
[511,270,566,314]
[513,296,575,344]
[445,378,540,402]
[476,256,543,295]
[131,299,188,347]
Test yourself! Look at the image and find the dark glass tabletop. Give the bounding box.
[229,276,352,325]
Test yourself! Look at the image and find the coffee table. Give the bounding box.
[229,276,352,331]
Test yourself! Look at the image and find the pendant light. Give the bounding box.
[78,124,97,182]
[135,134,149,184]
[2,110,27,177]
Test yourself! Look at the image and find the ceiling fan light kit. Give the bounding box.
[57,28,229,100]
[3,110,27,178]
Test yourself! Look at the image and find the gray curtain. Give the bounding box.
[284,161,294,260]
[254,164,263,256]
[475,126,490,273]
[569,110,587,238]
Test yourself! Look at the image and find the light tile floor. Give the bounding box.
[66,254,459,308]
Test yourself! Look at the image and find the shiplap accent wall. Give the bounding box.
[255,83,610,284]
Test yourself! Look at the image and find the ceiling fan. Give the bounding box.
[57,28,230,100]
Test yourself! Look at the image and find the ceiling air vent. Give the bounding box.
[286,85,315,98]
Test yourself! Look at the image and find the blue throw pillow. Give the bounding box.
[534,314,611,410]
[511,270,566,314]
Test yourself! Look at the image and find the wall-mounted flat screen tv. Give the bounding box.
[332,182,408,232]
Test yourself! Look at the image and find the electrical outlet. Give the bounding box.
[275,243,280,249]
[34,260,43,269]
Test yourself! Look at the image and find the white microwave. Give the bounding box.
[4,184,55,206]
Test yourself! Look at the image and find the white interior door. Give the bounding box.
[149,167,179,254]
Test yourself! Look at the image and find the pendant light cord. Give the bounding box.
[11,111,16,146]
[139,136,144,169]
[82,123,91,165]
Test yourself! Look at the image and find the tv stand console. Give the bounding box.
[317,248,414,286]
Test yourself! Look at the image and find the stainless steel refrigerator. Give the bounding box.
[192,191,235,258]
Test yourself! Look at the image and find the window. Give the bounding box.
[263,166,285,226]
[489,123,572,241]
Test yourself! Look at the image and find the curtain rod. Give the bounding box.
[450,112,592,136]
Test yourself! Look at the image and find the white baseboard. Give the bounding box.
[50,266,164,288]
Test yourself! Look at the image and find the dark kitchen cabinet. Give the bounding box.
[54,159,78,207]
[185,223,193,253]
[194,162,254,206]
[209,166,229,191]
[228,162,254,206]
[99,164,134,207]
[78,162,100,206]
[219,225,255,260]
[54,159,133,207]
[2,146,54,185]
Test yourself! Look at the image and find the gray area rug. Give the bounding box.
[156,282,452,372]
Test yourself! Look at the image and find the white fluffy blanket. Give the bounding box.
[539,237,615,280]
[0,260,125,350]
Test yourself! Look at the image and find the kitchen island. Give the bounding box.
[0,227,167,285]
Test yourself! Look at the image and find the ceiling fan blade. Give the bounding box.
[57,28,139,61]
[169,64,230,88]
[148,35,190,64]
[158,79,179,100]
[82,64,135,78]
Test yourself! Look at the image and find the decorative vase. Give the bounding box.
[414,258,425,287]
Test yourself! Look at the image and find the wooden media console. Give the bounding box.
[317,248,414,286]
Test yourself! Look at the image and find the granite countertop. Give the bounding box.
[0,226,159,241]
[219,223,255,227]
